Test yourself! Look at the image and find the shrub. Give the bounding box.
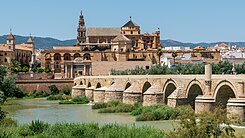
[166,107,238,138]
[60,86,71,95]
[29,120,48,134]
[30,90,49,98]
[22,66,29,72]
[59,96,89,104]
[37,67,44,73]
[47,95,71,100]
[133,105,181,121]
[92,102,108,109]
[72,96,89,104]
[59,100,75,104]
[48,85,59,95]
[31,67,37,73]
[44,68,51,73]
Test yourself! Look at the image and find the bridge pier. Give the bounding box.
[195,96,215,113]
[143,92,163,106]
[123,92,142,104]
[85,86,94,101]
[93,87,107,103]
[104,90,123,102]
[227,98,245,122]
[71,85,86,97]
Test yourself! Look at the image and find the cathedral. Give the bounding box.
[41,11,161,78]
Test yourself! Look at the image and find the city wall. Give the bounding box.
[16,80,74,93]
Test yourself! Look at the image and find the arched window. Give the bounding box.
[74,53,81,59]
[46,62,51,68]
[54,53,61,60]
[83,53,91,60]
[55,62,60,68]
[64,53,71,60]
[4,58,7,62]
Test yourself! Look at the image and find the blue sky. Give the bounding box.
[1,0,245,43]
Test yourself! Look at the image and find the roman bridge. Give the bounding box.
[72,65,245,121]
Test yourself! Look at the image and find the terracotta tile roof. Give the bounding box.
[112,34,130,42]
[87,28,120,36]
[7,33,15,40]
[53,46,81,51]
[15,44,32,51]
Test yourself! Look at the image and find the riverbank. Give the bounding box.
[1,98,245,137]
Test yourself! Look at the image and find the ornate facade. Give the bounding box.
[41,11,161,78]
[0,32,35,66]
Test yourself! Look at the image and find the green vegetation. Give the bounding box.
[44,67,51,73]
[0,121,165,138]
[166,107,238,138]
[21,66,29,72]
[48,85,59,95]
[0,65,25,100]
[25,90,49,98]
[46,94,71,100]
[0,108,241,138]
[132,105,187,121]
[59,96,89,104]
[111,61,245,75]
[92,101,185,121]
[37,67,44,73]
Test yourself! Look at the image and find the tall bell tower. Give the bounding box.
[76,10,86,46]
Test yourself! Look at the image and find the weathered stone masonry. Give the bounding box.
[72,65,245,121]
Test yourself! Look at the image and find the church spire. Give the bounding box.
[76,10,86,46]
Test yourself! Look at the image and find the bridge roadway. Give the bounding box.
[72,65,245,121]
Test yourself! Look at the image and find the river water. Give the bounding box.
[2,98,175,130]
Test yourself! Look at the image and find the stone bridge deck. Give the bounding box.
[72,73,245,121]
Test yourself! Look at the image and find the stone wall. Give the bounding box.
[16,80,74,93]
[92,61,152,75]
[16,73,54,80]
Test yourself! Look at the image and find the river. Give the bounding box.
[2,98,175,130]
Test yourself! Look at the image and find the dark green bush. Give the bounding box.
[37,67,44,73]
[92,102,108,109]
[46,94,71,100]
[48,85,59,95]
[60,86,71,95]
[72,96,89,103]
[44,68,51,73]
[28,90,49,98]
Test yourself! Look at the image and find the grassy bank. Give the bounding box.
[59,96,89,104]
[92,101,186,121]
[0,120,165,138]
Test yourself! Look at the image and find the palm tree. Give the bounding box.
[172,51,178,65]
[156,47,163,65]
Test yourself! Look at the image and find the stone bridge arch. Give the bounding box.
[213,80,237,109]
[95,82,102,88]
[124,81,132,90]
[186,79,204,109]
[162,79,177,104]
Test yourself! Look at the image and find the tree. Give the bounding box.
[172,51,177,65]
[9,60,21,72]
[156,47,163,65]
